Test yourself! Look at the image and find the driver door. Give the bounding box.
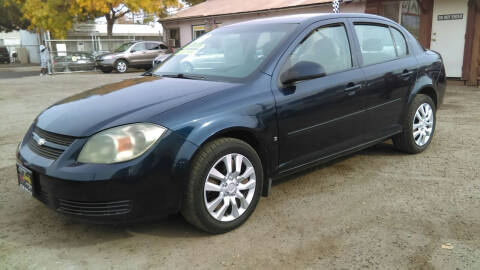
[272,20,368,172]
[129,43,148,65]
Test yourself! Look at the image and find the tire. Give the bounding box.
[393,94,436,154]
[181,138,263,234]
[114,59,128,73]
[100,67,112,73]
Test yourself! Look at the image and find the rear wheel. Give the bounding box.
[181,138,263,234]
[114,60,128,73]
[393,94,436,153]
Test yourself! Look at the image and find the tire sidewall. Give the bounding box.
[115,60,128,73]
[405,95,436,152]
[191,140,263,233]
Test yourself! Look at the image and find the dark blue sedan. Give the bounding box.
[17,13,446,233]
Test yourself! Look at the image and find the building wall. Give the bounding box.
[163,1,366,47]
[0,30,40,63]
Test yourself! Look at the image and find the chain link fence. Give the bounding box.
[42,37,161,74]
[43,39,135,73]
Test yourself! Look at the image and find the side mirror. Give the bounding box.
[280,61,326,85]
[130,49,136,53]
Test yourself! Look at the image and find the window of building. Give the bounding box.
[354,24,397,65]
[168,28,180,48]
[283,24,352,75]
[381,0,420,40]
[193,25,206,40]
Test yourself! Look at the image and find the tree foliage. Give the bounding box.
[0,0,29,32]
[17,0,184,38]
[20,0,75,38]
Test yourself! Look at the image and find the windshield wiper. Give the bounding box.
[161,73,205,80]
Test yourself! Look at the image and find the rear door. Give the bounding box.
[145,42,168,62]
[351,19,418,138]
[272,19,368,172]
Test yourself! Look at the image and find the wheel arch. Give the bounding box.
[417,87,438,108]
[409,74,438,109]
[114,58,130,66]
[191,126,272,196]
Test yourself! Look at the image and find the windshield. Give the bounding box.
[153,23,297,81]
[114,42,135,53]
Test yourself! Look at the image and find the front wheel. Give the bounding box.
[181,138,263,234]
[114,60,128,73]
[393,94,436,153]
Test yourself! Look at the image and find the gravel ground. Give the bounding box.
[0,69,479,269]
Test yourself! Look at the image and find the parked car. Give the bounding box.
[96,41,169,73]
[53,52,95,72]
[91,50,111,58]
[0,47,10,64]
[17,13,446,233]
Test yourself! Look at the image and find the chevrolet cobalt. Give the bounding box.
[17,14,446,233]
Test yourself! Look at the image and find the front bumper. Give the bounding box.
[17,125,198,223]
[95,58,115,68]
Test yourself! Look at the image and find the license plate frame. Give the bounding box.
[17,163,33,196]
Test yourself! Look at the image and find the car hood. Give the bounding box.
[35,76,239,137]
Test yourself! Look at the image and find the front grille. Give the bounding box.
[28,139,64,159]
[57,199,132,216]
[28,126,76,160]
[33,127,76,146]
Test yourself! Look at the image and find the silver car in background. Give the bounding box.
[96,41,169,73]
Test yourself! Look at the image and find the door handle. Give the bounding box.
[344,83,361,95]
[400,70,414,78]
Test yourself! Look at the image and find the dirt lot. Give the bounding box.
[0,68,479,269]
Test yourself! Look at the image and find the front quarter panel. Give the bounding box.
[153,73,278,175]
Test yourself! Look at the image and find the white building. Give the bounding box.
[0,30,40,63]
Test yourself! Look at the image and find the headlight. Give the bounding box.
[102,55,113,60]
[78,123,166,164]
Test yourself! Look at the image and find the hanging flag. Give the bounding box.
[333,0,341,13]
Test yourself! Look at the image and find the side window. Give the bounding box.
[160,44,168,50]
[391,27,408,57]
[147,43,160,50]
[354,24,397,65]
[131,43,146,52]
[283,24,352,75]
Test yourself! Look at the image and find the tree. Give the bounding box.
[19,0,76,38]
[0,0,29,32]
[73,0,181,38]
[18,0,183,38]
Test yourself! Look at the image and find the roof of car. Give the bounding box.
[228,13,392,26]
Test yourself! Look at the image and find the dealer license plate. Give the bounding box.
[17,164,33,196]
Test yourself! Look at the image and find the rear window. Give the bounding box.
[354,24,397,65]
[391,27,408,57]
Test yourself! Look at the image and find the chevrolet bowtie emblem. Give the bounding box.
[37,138,46,146]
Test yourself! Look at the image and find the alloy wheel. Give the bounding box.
[116,61,127,73]
[203,153,256,222]
[412,103,434,146]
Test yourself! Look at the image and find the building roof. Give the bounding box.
[161,0,333,22]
